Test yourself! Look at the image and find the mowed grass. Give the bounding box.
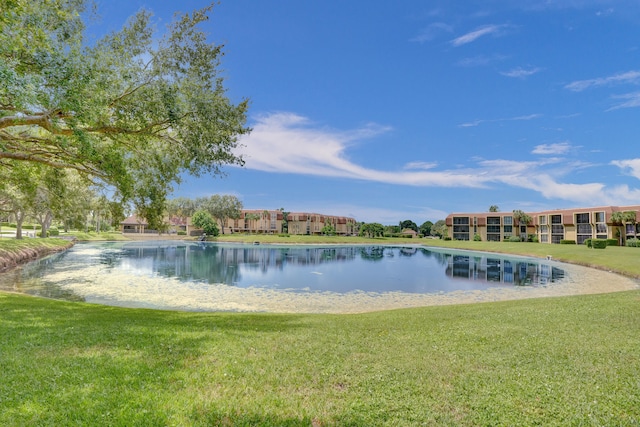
[1,237,640,425]
[1,291,639,426]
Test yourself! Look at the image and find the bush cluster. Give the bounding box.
[560,239,576,244]
[625,238,640,247]
[591,239,608,249]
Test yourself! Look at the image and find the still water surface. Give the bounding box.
[0,241,567,312]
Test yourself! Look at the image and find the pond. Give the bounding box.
[0,241,569,313]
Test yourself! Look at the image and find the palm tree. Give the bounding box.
[512,210,532,240]
[245,213,260,233]
[610,210,636,245]
[262,210,270,233]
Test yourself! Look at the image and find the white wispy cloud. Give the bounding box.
[458,113,542,127]
[607,91,640,110]
[410,22,453,43]
[612,158,640,179]
[564,70,640,91]
[532,142,573,155]
[236,112,638,206]
[450,25,506,47]
[403,161,438,170]
[501,66,542,78]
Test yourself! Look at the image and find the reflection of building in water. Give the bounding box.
[119,243,366,284]
[438,253,563,286]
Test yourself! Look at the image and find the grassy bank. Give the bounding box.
[1,290,639,426]
[2,236,640,425]
[0,238,73,272]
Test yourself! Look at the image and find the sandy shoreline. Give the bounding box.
[3,258,634,314]
[2,240,639,313]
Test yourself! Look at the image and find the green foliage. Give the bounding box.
[473,233,482,241]
[419,220,433,237]
[606,239,619,246]
[399,219,418,233]
[512,209,532,225]
[321,223,336,236]
[560,239,576,244]
[197,195,243,235]
[0,1,250,230]
[506,235,521,242]
[359,222,384,238]
[431,219,448,238]
[48,226,59,236]
[585,239,592,248]
[191,210,219,237]
[625,238,640,247]
[592,239,608,249]
[528,234,538,243]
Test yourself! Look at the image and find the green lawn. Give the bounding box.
[1,237,640,425]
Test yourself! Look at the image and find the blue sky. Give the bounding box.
[91,0,640,224]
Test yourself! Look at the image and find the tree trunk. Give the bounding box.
[15,211,25,239]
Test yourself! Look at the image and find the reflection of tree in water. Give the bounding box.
[359,246,386,261]
[117,244,372,285]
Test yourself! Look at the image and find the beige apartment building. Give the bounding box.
[446,205,640,244]
[227,210,357,236]
[122,210,357,236]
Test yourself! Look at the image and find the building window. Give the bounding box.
[487,217,500,225]
[575,212,592,244]
[595,212,607,239]
[453,217,469,225]
[551,215,563,244]
[504,216,513,225]
[538,215,547,225]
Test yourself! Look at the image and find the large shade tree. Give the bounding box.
[0,0,250,230]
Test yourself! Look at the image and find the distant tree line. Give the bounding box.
[356,219,448,239]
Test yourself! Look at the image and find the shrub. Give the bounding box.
[592,239,608,249]
[278,233,290,237]
[473,233,482,241]
[606,239,619,246]
[560,239,576,244]
[443,236,451,241]
[507,236,521,242]
[584,239,592,248]
[49,227,59,236]
[626,238,640,247]
[177,231,187,236]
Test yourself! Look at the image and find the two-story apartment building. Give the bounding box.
[446,205,640,244]
[227,210,357,236]
[122,210,357,236]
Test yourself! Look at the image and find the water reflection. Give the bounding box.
[0,242,566,304]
